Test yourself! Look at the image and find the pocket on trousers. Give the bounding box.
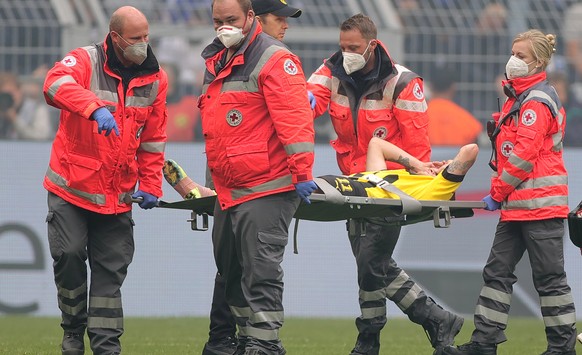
[529,220,563,240]
[258,231,288,247]
[254,231,287,281]
[46,211,62,258]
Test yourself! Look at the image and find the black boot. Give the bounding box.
[62,332,84,355]
[243,348,286,355]
[203,336,238,355]
[540,350,576,355]
[422,307,464,353]
[442,342,497,355]
[350,332,380,355]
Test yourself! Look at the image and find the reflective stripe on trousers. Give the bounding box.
[46,192,135,353]
[349,219,437,334]
[471,219,577,352]
[212,191,299,346]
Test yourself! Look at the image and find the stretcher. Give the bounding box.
[157,177,486,232]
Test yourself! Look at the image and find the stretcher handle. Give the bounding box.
[122,194,160,207]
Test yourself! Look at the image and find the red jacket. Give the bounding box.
[198,22,315,209]
[307,41,431,175]
[43,35,168,214]
[491,72,568,221]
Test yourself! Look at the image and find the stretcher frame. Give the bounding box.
[157,191,486,232]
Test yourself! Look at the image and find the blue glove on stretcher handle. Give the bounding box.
[482,194,501,211]
[132,190,159,209]
[308,91,316,109]
[92,107,119,136]
[294,180,318,204]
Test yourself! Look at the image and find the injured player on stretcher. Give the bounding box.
[163,137,479,203]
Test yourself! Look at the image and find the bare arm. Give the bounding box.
[366,137,434,174]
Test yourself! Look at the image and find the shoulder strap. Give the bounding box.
[313,177,346,205]
[362,173,423,215]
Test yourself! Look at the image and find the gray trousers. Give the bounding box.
[471,219,577,352]
[46,192,135,355]
[349,219,442,335]
[212,191,299,352]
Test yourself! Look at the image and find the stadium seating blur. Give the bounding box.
[0,0,579,142]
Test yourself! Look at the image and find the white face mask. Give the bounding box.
[116,33,148,65]
[343,42,372,75]
[505,55,536,79]
[217,26,245,48]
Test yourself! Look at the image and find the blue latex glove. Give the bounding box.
[92,107,119,136]
[132,190,158,209]
[482,194,501,211]
[294,180,318,204]
[307,91,316,110]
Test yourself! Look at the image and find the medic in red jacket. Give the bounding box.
[307,40,431,175]
[491,72,568,221]
[198,21,315,210]
[43,34,168,214]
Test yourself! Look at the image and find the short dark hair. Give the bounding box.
[340,13,377,40]
[212,0,252,13]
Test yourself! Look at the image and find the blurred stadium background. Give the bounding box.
[1,0,579,139]
[1,0,581,325]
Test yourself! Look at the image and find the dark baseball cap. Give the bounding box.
[252,0,302,18]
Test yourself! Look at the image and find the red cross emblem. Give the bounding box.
[413,83,424,100]
[373,127,387,139]
[521,109,536,126]
[226,109,243,127]
[61,55,76,67]
[501,141,514,157]
[283,59,298,75]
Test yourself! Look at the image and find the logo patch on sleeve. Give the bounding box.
[61,56,77,67]
[521,109,537,126]
[283,59,298,75]
[500,141,514,157]
[413,83,424,100]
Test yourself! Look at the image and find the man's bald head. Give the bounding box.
[108,6,150,67]
[109,6,148,35]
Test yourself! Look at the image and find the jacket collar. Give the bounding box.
[502,72,547,97]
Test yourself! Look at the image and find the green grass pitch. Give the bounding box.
[0,316,579,354]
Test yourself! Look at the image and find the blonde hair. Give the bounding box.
[513,29,556,70]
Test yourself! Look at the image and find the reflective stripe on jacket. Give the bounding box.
[307,41,430,175]
[491,72,568,220]
[43,35,168,214]
[199,21,315,209]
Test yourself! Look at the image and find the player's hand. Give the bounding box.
[294,180,318,204]
[307,91,316,109]
[131,190,159,209]
[482,194,501,211]
[91,107,119,136]
[410,161,437,176]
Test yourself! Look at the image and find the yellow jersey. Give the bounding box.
[319,169,462,201]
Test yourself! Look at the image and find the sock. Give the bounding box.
[163,159,215,199]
